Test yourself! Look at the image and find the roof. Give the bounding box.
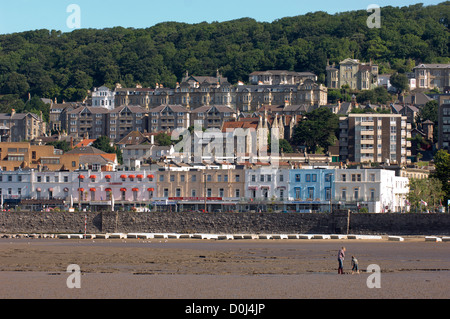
[74,139,95,148]
[79,155,110,165]
[66,146,106,154]
[67,106,110,114]
[117,131,153,146]
[109,105,147,114]
[0,112,40,120]
[149,104,188,113]
[414,63,450,69]
[222,119,259,132]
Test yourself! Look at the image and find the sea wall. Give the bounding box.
[1,211,450,236]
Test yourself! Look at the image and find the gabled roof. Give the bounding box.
[109,105,147,114]
[74,139,95,148]
[149,104,188,113]
[116,130,153,146]
[67,106,109,115]
[221,119,260,132]
[66,146,106,154]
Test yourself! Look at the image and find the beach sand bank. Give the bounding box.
[1,237,449,299]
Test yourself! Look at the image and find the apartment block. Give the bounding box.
[148,104,189,133]
[438,102,450,151]
[108,105,147,141]
[339,114,411,164]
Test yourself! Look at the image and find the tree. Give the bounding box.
[155,132,172,146]
[47,140,71,153]
[92,136,123,164]
[431,149,450,203]
[1,72,29,96]
[292,107,339,153]
[390,72,409,94]
[407,177,445,213]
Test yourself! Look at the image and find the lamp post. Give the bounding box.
[78,174,81,211]
[329,173,333,213]
[204,171,207,213]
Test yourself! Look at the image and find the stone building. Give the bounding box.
[326,58,379,90]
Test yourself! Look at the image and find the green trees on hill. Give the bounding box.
[0,2,448,105]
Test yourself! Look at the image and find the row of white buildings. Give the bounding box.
[0,165,410,213]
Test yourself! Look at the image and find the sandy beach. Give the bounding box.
[0,237,449,299]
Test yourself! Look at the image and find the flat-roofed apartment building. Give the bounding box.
[154,162,245,212]
[438,95,450,150]
[0,142,80,171]
[339,114,411,165]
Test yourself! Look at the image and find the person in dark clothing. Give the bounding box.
[337,247,346,274]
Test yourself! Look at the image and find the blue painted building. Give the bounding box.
[287,168,335,212]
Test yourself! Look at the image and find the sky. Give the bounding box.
[0,0,445,34]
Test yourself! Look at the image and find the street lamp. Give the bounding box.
[329,173,333,213]
[204,171,207,213]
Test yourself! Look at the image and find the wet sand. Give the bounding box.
[0,237,449,299]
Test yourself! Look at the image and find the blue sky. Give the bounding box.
[0,0,445,34]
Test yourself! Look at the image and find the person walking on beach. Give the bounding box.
[351,255,359,274]
[337,246,346,274]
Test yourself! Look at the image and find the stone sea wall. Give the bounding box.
[1,211,450,236]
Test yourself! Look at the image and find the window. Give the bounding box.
[235,175,240,182]
[163,188,169,197]
[235,189,240,198]
[192,189,196,197]
[159,175,164,182]
[219,188,224,197]
[217,175,222,182]
[176,188,181,197]
[207,188,212,197]
[341,189,347,200]
[260,175,264,182]
[312,174,317,182]
[267,175,272,182]
[180,175,185,182]
[295,187,301,199]
[370,189,375,201]
[251,175,256,182]
[308,187,314,199]
[64,176,69,182]
[354,188,359,200]
[279,174,284,182]
[207,174,212,182]
[306,174,311,182]
[170,175,175,182]
[325,187,331,200]
[341,174,346,182]
[192,175,197,182]
[279,189,284,200]
[224,175,228,182]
